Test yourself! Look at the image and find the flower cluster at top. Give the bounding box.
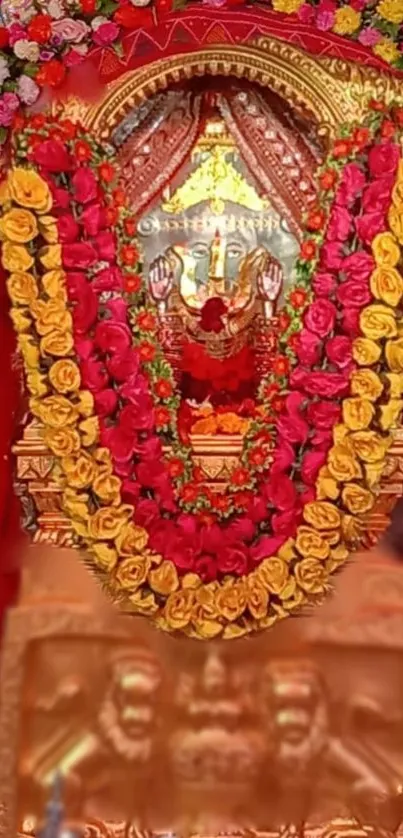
[269,0,403,67]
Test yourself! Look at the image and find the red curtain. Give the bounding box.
[0,265,21,633]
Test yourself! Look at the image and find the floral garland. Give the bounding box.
[0,0,403,155]
[2,103,403,638]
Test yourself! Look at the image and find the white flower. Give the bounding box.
[0,56,10,88]
[13,39,40,62]
[17,75,40,106]
[130,0,152,5]
[91,15,108,30]
[47,0,65,19]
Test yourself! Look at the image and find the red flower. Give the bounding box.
[210,493,232,514]
[319,169,337,190]
[333,139,351,158]
[181,482,200,503]
[155,406,171,427]
[157,0,174,12]
[137,310,156,332]
[139,341,156,362]
[29,114,46,129]
[272,355,290,377]
[393,107,403,126]
[0,27,9,48]
[105,206,118,226]
[98,162,116,183]
[369,99,387,112]
[60,120,77,140]
[231,467,250,487]
[113,188,127,207]
[304,299,336,339]
[124,274,141,294]
[352,127,370,150]
[287,333,299,352]
[155,379,173,399]
[306,209,326,231]
[272,395,286,413]
[72,167,97,204]
[248,447,267,467]
[36,59,66,88]
[381,120,396,139]
[27,14,52,43]
[278,311,291,332]
[300,240,316,261]
[167,458,185,478]
[264,381,280,400]
[289,287,307,309]
[124,217,137,237]
[33,139,71,172]
[369,142,400,178]
[81,0,96,11]
[75,140,92,162]
[295,328,321,366]
[120,244,138,266]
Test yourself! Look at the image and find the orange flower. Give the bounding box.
[300,240,317,261]
[98,162,116,183]
[333,139,351,158]
[306,209,326,231]
[320,169,337,190]
[289,287,307,308]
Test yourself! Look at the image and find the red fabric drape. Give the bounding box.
[0,265,21,633]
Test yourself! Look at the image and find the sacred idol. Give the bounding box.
[2,10,403,641]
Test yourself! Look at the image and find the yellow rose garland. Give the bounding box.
[3,152,403,639]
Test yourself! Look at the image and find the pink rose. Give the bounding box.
[57,214,79,243]
[94,388,118,417]
[362,177,394,214]
[92,21,120,46]
[272,507,300,537]
[336,163,366,207]
[295,328,321,365]
[327,205,352,242]
[368,142,400,178]
[95,231,116,261]
[300,370,350,397]
[72,167,98,204]
[134,498,160,529]
[316,10,335,29]
[95,320,131,354]
[121,479,141,506]
[246,496,269,524]
[355,212,386,246]
[51,17,89,42]
[101,424,137,463]
[270,441,295,474]
[81,203,105,236]
[342,251,374,282]
[320,242,343,271]
[306,400,341,429]
[298,3,315,22]
[33,139,72,172]
[342,307,360,336]
[265,473,298,511]
[250,535,287,562]
[200,524,225,553]
[80,357,109,392]
[92,266,124,292]
[107,350,140,381]
[217,546,248,576]
[304,299,336,338]
[73,292,99,333]
[225,516,255,543]
[51,185,71,210]
[301,450,327,485]
[119,372,148,405]
[106,298,128,322]
[312,273,337,297]
[63,242,97,269]
[325,335,353,368]
[195,555,217,583]
[337,279,372,308]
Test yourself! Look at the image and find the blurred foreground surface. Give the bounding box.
[2,546,403,836]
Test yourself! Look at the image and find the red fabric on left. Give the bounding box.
[0,263,22,631]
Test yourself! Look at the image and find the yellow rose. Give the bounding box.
[18,334,40,369]
[40,244,62,270]
[389,205,403,242]
[350,369,384,401]
[373,38,400,64]
[79,416,99,447]
[386,373,403,398]
[41,270,66,299]
[372,232,400,267]
[63,487,90,523]
[6,272,38,306]
[32,394,79,428]
[386,337,403,371]
[92,542,118,572]
[257,556,290,594]
[215,579,246,622]
[272,0,304,11]
[48,359,81,394]
[246,572,269,620]
[115,555,151,590]
[342,513,364,542]
[40,330,74,357]
[115,523,149,556]
[182,573,202,589]
[26,370,48,398]
[304,501,341,531]
[330,543,349,564]
[193,583,220,620]
[327,445,362,483]
[350,430,390,462]
[295,525,330,560]
[360,304,397,340]
[370,267,403,308]
[31,298,72,336]
[43,426,81,457]
[164,588,195,631]
[2,241,34,273]
[129,589,158,615]
[0,178,10,205]
[377,0,403,23]
[278,539,296,562]
[352,337,382,366]
[87,505,132,540]
[316,467,339,501]
[149,560,179,595]
[295,558,328,594]
[342,397,374,431]
[62,451,97,489]
[10,308,31,333]
[380,399,403,430]
[342,483,374,515]
[39,215,59,244]
[365,462,385,489]
[333,6,361,33]
[8,167,52,213]
[192,617,223,639]
[0,207,38,243]
[92,473,121,505]
[76,390,94,418]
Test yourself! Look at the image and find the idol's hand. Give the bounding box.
[148,254,173,303]
[257,255,283,303]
